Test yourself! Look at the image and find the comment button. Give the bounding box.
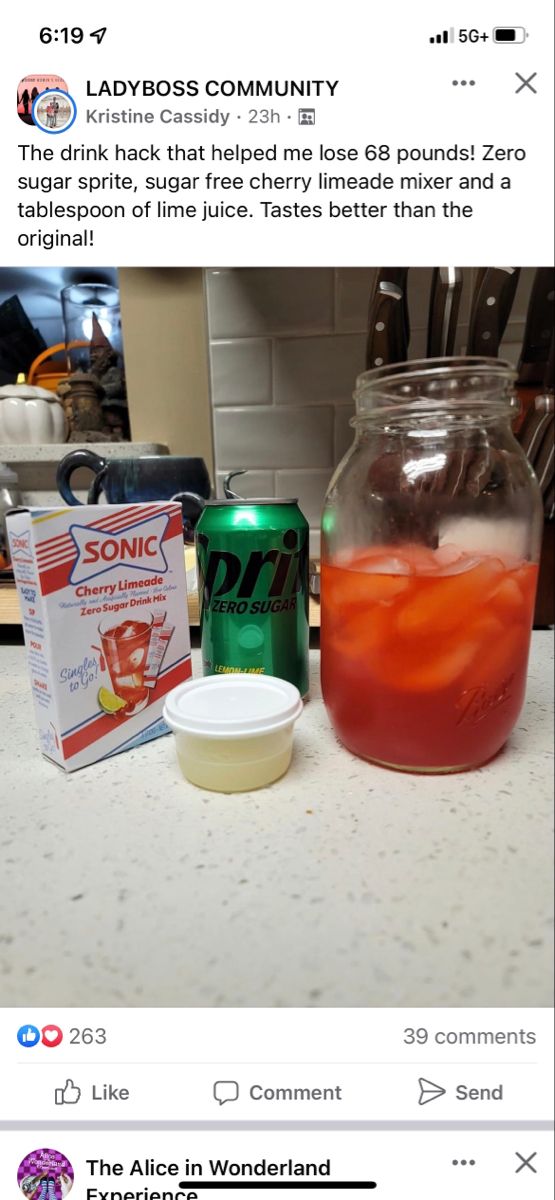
[213,1080,240,1105]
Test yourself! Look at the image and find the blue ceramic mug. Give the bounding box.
[56,449,211,537]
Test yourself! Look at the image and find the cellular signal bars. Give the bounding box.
[429,28,455,43]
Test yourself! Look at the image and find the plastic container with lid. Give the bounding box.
[163,673,303,792]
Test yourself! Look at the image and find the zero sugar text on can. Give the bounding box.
[195,499,309,697]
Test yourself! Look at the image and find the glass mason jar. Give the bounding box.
[61,283,123,374]
[320,358,543,773]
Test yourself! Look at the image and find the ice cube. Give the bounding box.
[434,554,483,577]
[401,641,481,692]
[115,673,144,692]
[129,647,146,668]
[439,518,528,564]
[120,620,143,639]
[115,674,135,689]
[490,577,526,613]
[114,620,134,638]
[360,556,412,576]
[433,543,464,568]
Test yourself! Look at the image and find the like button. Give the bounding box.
[55,1079,81,1105]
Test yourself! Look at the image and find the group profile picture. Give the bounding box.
[17,1148,74,1200]
[17,74,76,132]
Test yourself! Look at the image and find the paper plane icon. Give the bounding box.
[418,1077,447,1105]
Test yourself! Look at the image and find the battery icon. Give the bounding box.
[493,26,527,42]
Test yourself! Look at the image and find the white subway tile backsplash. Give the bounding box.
[216,469,276,498]
[335,268,377,331]
[206,268,335,338]
[309,529,322,557]
[205,268,536,496]
[210,338,272,406]
[334,406,356,464]
[275,469,332,524]
[274,333,366,406]
[215,406,334,469]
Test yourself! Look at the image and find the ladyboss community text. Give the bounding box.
[86,79,339,97]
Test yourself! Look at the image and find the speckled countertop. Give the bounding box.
[1,636,553,1007]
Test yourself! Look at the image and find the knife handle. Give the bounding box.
[365,283,405,369]
[375,267,410,344]
[467,267,519,357]
[517,267,555,382]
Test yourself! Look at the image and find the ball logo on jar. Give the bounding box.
[456,675,515,726]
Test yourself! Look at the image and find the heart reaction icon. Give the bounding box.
[42,1025,63,1047]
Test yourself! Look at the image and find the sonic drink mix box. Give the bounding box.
[7,501,191,770]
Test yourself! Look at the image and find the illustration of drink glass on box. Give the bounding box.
[7,502,191,770]
[97,607,175,717]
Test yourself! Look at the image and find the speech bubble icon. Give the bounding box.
[214,1080,239,1106]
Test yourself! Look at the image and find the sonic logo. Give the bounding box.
[9,529,32,562]
[69,513,170,585]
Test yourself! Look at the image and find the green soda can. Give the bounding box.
[195,499,309,697]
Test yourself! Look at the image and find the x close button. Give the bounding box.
[515,1151,538,1174]
[515,72,537,93]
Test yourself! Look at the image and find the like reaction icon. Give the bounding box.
[55,1080,81,1106]
[17,1025,40,1048]
[42,1025,64,1048]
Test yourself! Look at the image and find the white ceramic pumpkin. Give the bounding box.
[0,381,67,444]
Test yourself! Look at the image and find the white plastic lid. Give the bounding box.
[163,674,303,739]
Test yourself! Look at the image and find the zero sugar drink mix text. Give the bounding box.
[8,502,191,770]
[321,360,543,773]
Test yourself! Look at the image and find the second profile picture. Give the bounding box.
[16,75,76,133]
[18,1148,74,1200]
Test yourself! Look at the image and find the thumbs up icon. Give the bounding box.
[54,1079,81,1105]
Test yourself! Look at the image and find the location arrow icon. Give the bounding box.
[418,1077,447,1105]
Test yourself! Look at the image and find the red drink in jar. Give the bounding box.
[99,614,154,716]
[321,357,543,774]
[321,543,538,772]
